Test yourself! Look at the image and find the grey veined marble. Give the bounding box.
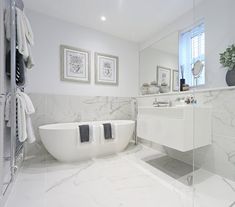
[27,89,235,183]
[26,93,135,158]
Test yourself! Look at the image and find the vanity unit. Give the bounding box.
[137,105,212,152]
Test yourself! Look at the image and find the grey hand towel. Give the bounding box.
[79,125,90,143]
[103,123,112,139]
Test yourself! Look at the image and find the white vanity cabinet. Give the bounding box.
[137,105,212,152]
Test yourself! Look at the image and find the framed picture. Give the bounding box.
[172,70,179,91]
[95,53,119,85]
[60,45,91,83]
[156,66,171,88]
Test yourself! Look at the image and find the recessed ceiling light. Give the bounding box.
[100,16,106,21]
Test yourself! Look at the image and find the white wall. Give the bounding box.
[140,0,235,89]
[25,10,139,97]
[139,10,193,51]
[139,48,178,87]
[196,0,235,89]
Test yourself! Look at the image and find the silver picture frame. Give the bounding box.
[172,69,179,92]
[156,66,171,88]
[95,52,119,85]
[60,45,91,83]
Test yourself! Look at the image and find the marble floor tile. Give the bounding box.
[4,144,235,207]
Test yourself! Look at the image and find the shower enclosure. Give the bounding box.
[139,0,235,206]
[192,0,235,206]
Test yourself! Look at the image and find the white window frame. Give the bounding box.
[179,21,205,87]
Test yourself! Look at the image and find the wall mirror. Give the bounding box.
[140,32,179,94]
[139,0,235,95]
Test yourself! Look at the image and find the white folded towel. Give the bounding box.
[5,90,36,143]
[19,91,35,114]
[5,93,11,127]
[5,7,35,69]
[26,116,36,143]
[16,94,27,142]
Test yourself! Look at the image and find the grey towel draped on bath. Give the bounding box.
[79,125,90,143]
[103,123,112,139]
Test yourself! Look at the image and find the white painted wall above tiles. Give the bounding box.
[25,10,139,97]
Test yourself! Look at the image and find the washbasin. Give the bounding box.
[137,105,212,152]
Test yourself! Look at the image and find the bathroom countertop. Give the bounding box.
[137,86,235,98]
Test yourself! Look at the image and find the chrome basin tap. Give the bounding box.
[153,98,158,106]
[153,98,171,107]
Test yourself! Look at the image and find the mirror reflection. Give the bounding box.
[140,32,179,95]
[139,0,235,95]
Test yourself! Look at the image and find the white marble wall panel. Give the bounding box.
[26,93,135,158]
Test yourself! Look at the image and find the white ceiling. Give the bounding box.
[23,0,195,43]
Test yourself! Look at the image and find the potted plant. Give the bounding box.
[220,44,235,86]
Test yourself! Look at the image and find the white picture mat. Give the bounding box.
[97,56,116,82]
[157,66,171,87]
[95,53,119,85]
[64,49,89,81]
[60,45,90,83]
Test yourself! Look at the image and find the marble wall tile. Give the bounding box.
[27,89,235,181]
[26,93,135,158]
[137,88,235,181]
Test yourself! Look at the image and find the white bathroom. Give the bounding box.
[0,0,235,206]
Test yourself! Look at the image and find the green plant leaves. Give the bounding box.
[220,44,235,69]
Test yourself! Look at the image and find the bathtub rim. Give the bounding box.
[39,120,135,130]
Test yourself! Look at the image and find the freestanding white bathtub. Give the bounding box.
[39,120,135,162]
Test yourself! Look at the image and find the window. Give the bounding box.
[179,22,205,86]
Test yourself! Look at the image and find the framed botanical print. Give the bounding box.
[172,70,179,91]
[95,53,119,85]
[156,66,171,88]
[60,45,90,83]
